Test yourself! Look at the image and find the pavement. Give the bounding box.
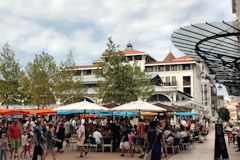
[225,135,239,160]
[7,125,240,160]
[169,125,240,160]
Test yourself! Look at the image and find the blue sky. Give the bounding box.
[0,0,234,66]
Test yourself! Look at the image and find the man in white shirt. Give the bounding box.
[77,119,87,158]
[93,128,103,145]
[181,118,187,127]
[25,118,36,131]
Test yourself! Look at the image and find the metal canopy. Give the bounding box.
[171,21,240,85]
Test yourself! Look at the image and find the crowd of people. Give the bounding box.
[224,121,240,152]
[0,115,211,160]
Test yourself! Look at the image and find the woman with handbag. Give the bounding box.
[144,121,168,160]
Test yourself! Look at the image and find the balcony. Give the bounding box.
[163,82,177,86]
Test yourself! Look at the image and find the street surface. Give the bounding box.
[8,125,239,160]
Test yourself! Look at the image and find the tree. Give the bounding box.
[26,52,58,108]
[96,38,153,104]
[53,53,85,105]
[0,43,22,108]
[218,107,230,122]
[64,51,75,67]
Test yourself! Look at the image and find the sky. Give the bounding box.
[0,0,234,66]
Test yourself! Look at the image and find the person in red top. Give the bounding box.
[136,119,145,158]
[186,119,192,128]
[8,119,21,159]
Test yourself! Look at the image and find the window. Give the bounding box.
[166,77,170,82]
[74,70,81,76]
[171,65,178,71]
[158,65,164,72]
[183,87,191,96]
[85,84,97,88]
[172,76,176,82]
[127,56,133,61]
[165,65,170,71]
[172,76,177,86]
[183,76,191,86]
[182,64,191,70]
[165,77,170,86]
[134,55,142,60]
[160,77,165,82]
[153,66,158,72]
[82,70,92,75]
[145,66,153,72]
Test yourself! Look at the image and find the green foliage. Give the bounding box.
[25,52,85,108]
[53,53,85,105]
[26,52,58,108]
[96,38,153,104]
[0,43,22,107]
[218,107,230,122]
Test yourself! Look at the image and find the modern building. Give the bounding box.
[69,43,213,116]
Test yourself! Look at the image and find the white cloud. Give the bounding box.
[0,0,233,66]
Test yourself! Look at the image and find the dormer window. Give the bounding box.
[127,56,133,61]
[134,55,142,60]
[83,70,92,75]
[183,64,191,70]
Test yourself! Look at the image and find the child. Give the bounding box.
[20,131,32,158]
[128,130,135,157]
[0,133,8,160]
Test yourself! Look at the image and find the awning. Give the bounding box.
[171,21,240,85]
[174,112,198,116]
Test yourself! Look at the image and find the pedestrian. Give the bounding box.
[119,124,130,157]
[20,131,32,158]
[8,119,21,159]
[146,121,168,160]
[137,118,145,158]
[32,121,45,160]
[64,118,73,147]
[43,124,56,160]
[56,122,65,153]
[0,133,8,160]
[77,119,88,158]
[128,129,134,157]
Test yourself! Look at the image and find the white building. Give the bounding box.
[69,43,213,116]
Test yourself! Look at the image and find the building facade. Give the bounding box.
[69,43,213,116]
[225,96,240,120]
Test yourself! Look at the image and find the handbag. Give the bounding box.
[143,130,160,160]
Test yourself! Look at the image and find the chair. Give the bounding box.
[167,138,180,154]
[89,137,99,152]
[83,138,91,150]
[182,136,191,150]
[193,131,199,142]
[102,138,113,152]
[225,131,233,145]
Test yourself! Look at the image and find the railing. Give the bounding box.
[163,82,177,86]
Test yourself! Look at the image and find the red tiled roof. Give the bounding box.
[173,55,193,62]
[67,65,98,70]
[145,54,194,65]
[121,49,146,55]
[163,52,175,62]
